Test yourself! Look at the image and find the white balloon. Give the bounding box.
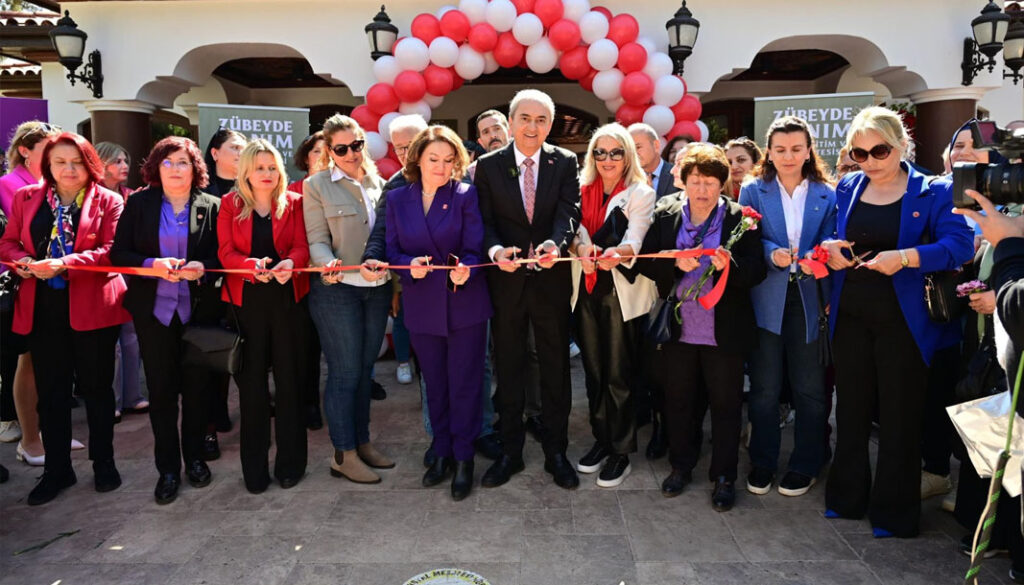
[399,100,433,122]
[454,44,486,80]
[395,38,430,72]
[643,52,674,80]
[526,38,559,74]
[485,0,517,32]
[483,51,500,74]
[563,0,591,23]
[653,75,685,107]
[636,36,657,56]
[696,120,710,142]
[587,39,619,72]
[512,13,544,47]
[424,93,445,108]
[429,37,460,68]
[460,0,488,24]
[436,4,457,18]
[592,68,624,101]
[365,131,389,160]
[372,55,401,85]
[378,112,401,139]
[604,97,625,112]
[642,105,674,136]
[579,11,610,44]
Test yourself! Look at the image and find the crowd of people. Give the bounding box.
[0,88,1021,575]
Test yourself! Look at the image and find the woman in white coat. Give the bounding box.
[570,123,656,488]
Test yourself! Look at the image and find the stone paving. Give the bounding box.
[0,357,1016,585]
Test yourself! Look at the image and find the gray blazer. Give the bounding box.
[303,168,386,268]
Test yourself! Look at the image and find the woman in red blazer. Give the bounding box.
[218,139,311,493]
[0,132,129,506]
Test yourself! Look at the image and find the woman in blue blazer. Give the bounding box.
[385,125,493,501]
[739,116,836,499]
[820,107,973,538]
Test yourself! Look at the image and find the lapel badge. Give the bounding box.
[197,213,204,220]
[912,211,920,218]
[87,233,97,239]
[442,203,448,210]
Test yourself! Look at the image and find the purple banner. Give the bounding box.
[1,97,48,173]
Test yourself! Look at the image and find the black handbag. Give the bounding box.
[182,282,244,375]
[923,269,968,323]
[644,292,677,344]
[955,337,1007,402]
[591,206,638,283]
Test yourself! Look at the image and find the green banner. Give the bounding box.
[753,92,875,167]
[198,103,310,185]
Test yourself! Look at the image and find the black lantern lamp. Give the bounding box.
[962,0,1013,86]
[1003,17,1024,84]
[366,5,399,61]
[665,1,700,75]
[48,10,103,98]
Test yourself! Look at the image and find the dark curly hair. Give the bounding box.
[294,131,326,173]
[39,132,104,187]
[141,136,209,189]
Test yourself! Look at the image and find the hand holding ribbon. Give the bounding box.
[360,259,389,281]
[494,246,521,273]
[450,263,470,286]
[410,256,432,279]
[271,259,294,284]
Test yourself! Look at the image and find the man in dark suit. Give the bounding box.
[629,123,676,199]
[474,89,581,489]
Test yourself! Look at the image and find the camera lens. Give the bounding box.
[953,162,1024,208]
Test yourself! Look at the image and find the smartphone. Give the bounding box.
[447,253,460,292]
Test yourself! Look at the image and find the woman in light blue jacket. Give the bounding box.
[739,116,836,499]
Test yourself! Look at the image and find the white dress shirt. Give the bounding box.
[777,178,809,273]
[487,144,550,262]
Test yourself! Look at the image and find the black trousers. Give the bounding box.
[661,341,744,482]
[234,283,310,488]
[574,280,637,455]
[133,312,210,476]
[492,276,572,458]
[305,324,322,409]
[921,343,960,476]
[826,287,928,537]
[0,306,24,421]
[28,285,118,477]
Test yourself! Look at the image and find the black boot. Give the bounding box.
[451,459,474,501]
[0,463,8,484]
[422,456,453,487]
[646,411,668,460]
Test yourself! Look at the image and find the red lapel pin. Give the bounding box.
[912,211,920,218]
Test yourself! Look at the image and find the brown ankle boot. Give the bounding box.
[357,443,395,469]
[330,449,381,484]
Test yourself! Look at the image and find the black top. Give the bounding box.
[844,198,901,286]
[211,176,235,198]
[250,212,280,263]
[30,201,81,259]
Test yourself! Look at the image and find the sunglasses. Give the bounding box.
[331,140,365,157]
[592,148,625,162]
[849,144,892,163]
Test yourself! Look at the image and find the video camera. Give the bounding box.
[952,120,1024,209]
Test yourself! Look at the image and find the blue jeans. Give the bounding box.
[309,280,390,451]
[113,321,144,411]
[422,321,494,438]
[748,283,828,477]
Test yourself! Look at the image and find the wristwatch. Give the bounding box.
[898,249,909,268]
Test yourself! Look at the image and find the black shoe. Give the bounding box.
[246,477,271,494]
[202,433,221,461]
[712,476,736,512]
[279,476,301,489]
[370,379,387,401]
[544,453,580,490]
[422,456,454,487]
[1011,567,1024,584]
[154,473,181,505]
[113,411,123,424]
[596,454,631,488]
[306,404,323,431]
[474,433,503,461]
[214,414,233,433]
[186,460,211,488]
[746,467,774,495]
[645,412,668,460]
[524,415,547,443]
[28,471,77,506]
[577,443,609,474]
[0,463,8,484]
[423,443,437,469]
[481,455,525,488]
[959,534,1008,558]
[93,459,122,493]
[777,471,816,497]
[661,468,691,498]
[451,459,474,501]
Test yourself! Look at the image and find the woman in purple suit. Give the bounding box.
[385,125,493,501]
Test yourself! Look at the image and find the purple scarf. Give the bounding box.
[674,199,725,346]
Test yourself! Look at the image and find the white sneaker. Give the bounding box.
[70,438,85,451]
[0,420,22,443]
[396,363,412,385]
[568,341,581,358]
[16,442,44,466]
[921,471,953,499]
[942,486,957,513]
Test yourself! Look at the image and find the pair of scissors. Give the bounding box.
[850,249,874,268]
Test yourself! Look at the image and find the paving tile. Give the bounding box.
[0,562,178,585]
[475,470,572,511]
[571,489,626,535]
[843,532,975,585]
[690,561,881,585]
[521,534,635,585]
[166,561,297,585]
[634,561,700,585]
[618,489,745,562]
[287,562,519,585]
[81,513,226,564]
[413,510,523,562]
[524,507,574,535]
[723,509,858,562]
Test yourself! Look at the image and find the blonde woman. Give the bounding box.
[303,114,393,484]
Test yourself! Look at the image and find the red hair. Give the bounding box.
[39,132,104,187]
[141,136,209,190]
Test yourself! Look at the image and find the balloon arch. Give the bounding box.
[352,0,707,177]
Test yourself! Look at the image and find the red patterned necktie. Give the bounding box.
[522,158,536,223]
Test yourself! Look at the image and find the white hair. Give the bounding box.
[627,123,659,144]
[509,89,555,120]
[389,114,428,141]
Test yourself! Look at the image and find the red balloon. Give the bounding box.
[366,83,400,115]
[672,94,702,121]
[548,19,581,52]
[493,32,525,69]
[533,0,564,28]
[615,103,646,126]
[620,72,654,106]
[411,14,441,44]
[468,23,499,53]
[394,70,427,103]
[669,120,701,142]
[450,68,465,90]
[439,10,471,43]
[511,0,535,14]
[607,14,639,47]
[423,64,454,96]
[387,143,397,160]
[350,105,381,132]
[592,7,612,20]
[579,69,597,92]
[376,156,402,177]
[617,42,647,74]
[558,46,591,80]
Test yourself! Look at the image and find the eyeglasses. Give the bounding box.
[393,144,410,156]
[160,159,193,170]
[849,144,893,163]
[592,148,625,162]
[331,140,365,157]
[837,164,861,175]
